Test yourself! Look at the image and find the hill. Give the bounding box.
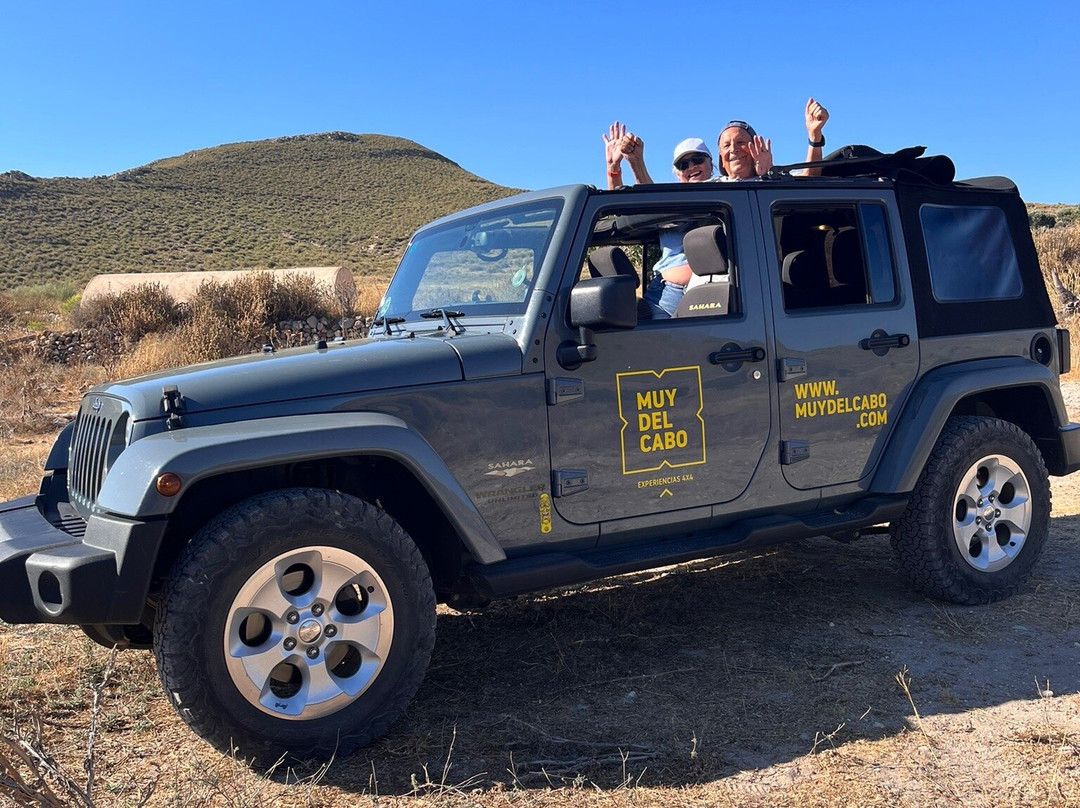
[0,133,521,291]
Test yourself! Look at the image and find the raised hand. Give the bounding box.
[805,97,829,140]
[620,132,644,164]
[603,121,628,170]
[749,135,773,176]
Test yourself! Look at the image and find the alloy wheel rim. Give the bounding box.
[952,454,1031,573]
[223,546,394,720]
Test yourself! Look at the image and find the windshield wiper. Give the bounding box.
[419,308,465,335]
[372,315,406,336]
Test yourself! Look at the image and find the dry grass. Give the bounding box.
[0,353,106,441]
[353,276,390,319]
[1035,222,1080,301]
[107,333,184,380]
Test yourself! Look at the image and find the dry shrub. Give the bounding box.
[1034,222,1080,297]
[0,353,106,440]
[353,277,390,318]
[108,332,182,379]
[179,271,336,362]
[0,292,14,330]
[0,449,49,501]
[71,282,183,342]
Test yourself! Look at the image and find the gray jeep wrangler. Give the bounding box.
[2,147,1078,764]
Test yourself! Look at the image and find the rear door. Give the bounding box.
[757,190,920,490]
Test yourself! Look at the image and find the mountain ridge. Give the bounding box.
[0,133,522,291]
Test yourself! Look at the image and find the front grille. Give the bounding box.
[69,395,129,514]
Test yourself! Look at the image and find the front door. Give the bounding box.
[545,191,772,525]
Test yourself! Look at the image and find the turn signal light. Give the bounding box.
[156,472,182,497]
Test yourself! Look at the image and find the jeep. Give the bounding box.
[2,146,1077,764]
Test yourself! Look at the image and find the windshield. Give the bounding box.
[377,199,563,321]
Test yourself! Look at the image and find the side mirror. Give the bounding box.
[558,276,638,369]
[569,275,638,330]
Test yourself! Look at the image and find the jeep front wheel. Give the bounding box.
[890,416,1050,604]
[153,488,436,765]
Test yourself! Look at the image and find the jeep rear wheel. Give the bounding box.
[153,488,436,765]
[890,416,1050,604]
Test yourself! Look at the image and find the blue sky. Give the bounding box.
[3,1,1078,203]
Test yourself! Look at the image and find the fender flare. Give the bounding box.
[97,412,506,564]
[44,420,76,471]
[869,357,1069,494]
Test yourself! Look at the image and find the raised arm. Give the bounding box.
[602,121,628,189]
[620,132,655,185]
[803,98,830,177]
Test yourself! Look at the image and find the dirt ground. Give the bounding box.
[1,387,1079,806]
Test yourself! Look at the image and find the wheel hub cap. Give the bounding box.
[297,619,322,644]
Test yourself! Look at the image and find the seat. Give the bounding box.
[587,246,651,320]
[674,225,732,317]
[781,246,832,309]
[826,227,868,305]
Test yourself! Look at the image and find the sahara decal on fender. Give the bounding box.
[484,459,536,477]
[617,366,707,474]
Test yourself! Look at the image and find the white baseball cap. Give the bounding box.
[672,137,711,165]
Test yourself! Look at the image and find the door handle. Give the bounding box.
[709,343,766,369]
[859,330,910,355]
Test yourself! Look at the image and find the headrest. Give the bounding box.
[828,228,863,285]
[588,246,639,288]
[782,249,829,289]
[683,225,729,277]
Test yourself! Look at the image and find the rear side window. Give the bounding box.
[773,204,897,311]
[920,205,1022,302]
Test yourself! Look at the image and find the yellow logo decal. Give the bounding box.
[617,366,707,474]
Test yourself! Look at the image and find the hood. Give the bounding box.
[98,334,522,420]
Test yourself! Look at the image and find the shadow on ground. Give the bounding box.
[318,517,1080,794]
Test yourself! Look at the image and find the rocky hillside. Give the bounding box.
[0,133,521,290]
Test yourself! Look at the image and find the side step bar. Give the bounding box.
[467,495,907,600]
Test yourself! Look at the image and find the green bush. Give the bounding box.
[1057,207,1080,226]
[1029,211,1057,229]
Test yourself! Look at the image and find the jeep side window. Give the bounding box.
[584,207,736,321]
[920,204,1023,302]
[774,204,897,311]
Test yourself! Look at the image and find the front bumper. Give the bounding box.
[0,476,166,625]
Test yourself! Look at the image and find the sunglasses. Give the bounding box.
[675,155,708,171]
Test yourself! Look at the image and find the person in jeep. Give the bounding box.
[603,97,829,185]
[601,99,830,316]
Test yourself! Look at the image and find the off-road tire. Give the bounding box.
[153,488,436,766]
[890,416,1050,605]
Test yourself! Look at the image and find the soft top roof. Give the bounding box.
[776,144,1018,194]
